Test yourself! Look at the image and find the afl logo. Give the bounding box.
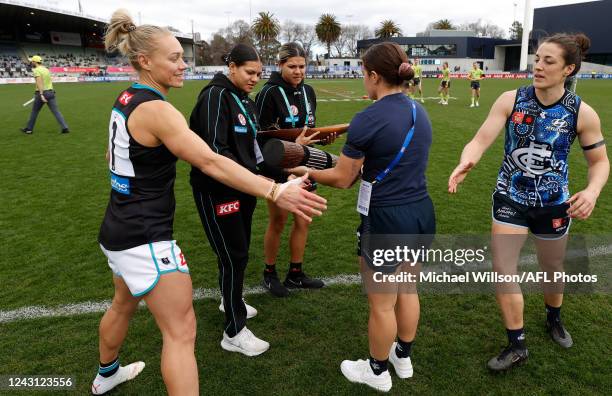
[290,105,299,116]
[238,114,246,125]
[511,141,553,179]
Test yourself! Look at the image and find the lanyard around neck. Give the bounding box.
[278,85,311,128]
[230,92,257,136]
[372,101,417,185]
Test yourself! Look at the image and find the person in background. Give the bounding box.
[21,55,69,134]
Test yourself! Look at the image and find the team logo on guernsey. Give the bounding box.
[238,113,247,126]
[512,112,534,125]
[552,218,565,230]
[511,141,553,178]
[118,91,134,105]
[290,105,299,116]
[110,173,130,195]
[216,200,240,216]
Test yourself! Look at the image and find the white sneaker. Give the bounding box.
[388,342,414,379]
[470,103,475,108]
[438,100,444,104]
[221,327,269,356]
[420,98,425,103]
[442,101,448,105]
[219,297,257,319]
[340,359,392,392]
[91,361,145,395]
[476,103,480,107]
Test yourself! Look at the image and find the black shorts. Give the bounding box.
[492,192,571,239]
[440,80,450,88]
[413,78,421,86]
[470,81,480,90]
[357,196,436,264]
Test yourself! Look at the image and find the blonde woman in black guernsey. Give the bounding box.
[95,12,326,395]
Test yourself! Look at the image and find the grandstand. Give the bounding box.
[0,0,195,78]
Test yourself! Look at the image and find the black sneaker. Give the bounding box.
[284,271,325,289]
[20,128,32,134]
[262,271,289,297]
[61,128,70,134]
[487,344,528,372]
[546,319,573,348]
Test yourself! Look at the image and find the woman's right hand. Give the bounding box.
[448,161,475,193]
[274,175,327,222]
[295,126,321,145]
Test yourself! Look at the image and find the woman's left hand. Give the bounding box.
[319,132,337,146]
[566,189,599,219]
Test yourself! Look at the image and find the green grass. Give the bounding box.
[0,78,610,395]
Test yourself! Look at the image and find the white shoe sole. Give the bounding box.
[340,363,391,392]
[220,339,269,356]
[389,356,413,379]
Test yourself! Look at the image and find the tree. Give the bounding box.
[509,21,523,40]
[375,20,402,39]
[298,25,317,61]
[208,33,232,65]
[458,19,505,38]
[252,11,281,65]
[315,13,341,57]
[222,20,254,46]
[343,24,372,58]
[432,19,455,30]
[196,40,213,66]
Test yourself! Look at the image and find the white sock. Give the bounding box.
[91,362,145,395]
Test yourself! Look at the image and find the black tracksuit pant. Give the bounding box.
[193,188,256,337]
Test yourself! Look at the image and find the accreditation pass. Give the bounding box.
[357,180,372,216]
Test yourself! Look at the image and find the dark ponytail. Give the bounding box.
[541,32,591,76]
[224,44,260,67]
[362,42,414,86]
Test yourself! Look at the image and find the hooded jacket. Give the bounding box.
[255,71,317,131]
[189,73,263,194]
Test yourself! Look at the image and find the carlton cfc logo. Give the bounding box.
[119,92,134,105]
[511,141,553,179]
[290,105,299,116]
[216,200,240,216]
[238,114,246,126]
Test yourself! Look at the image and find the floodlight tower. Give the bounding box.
[519,0,533,71]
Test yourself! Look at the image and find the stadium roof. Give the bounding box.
[0,0,193,41]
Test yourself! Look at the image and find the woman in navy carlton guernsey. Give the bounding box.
[291,42,434,392]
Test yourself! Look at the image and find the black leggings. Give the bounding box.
[193,188,256,337]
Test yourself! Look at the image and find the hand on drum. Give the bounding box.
[295,126,321,145]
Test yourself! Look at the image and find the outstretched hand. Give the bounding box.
[448,161,475,193]
[274,174,327,222]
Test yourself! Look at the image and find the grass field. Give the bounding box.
[0,77,610,395]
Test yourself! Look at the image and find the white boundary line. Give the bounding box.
[316,96,459,102]
[1,246,609,324]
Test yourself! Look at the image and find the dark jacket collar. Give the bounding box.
[208,72,248,98]
[268,71,303,92]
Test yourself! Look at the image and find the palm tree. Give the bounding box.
[375,20,402,39]
[433,19,455,30]
[315,14,341,57]
[251,11,280,64]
